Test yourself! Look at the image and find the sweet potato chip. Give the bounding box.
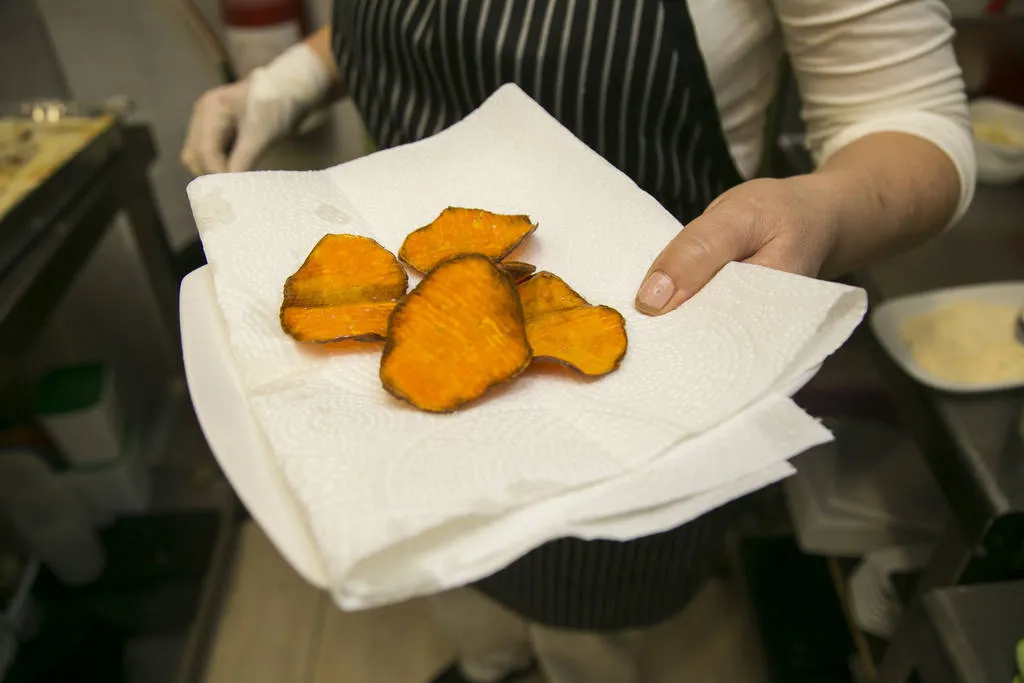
[399,207,536,274]
[280,302,396,343]
[283,234,407,307]
[526,306,627,376]
[518,271,589,320]
[380,254,531,413]
[500,261,536,283]
[280,234,407,343]
[518,272,627,376]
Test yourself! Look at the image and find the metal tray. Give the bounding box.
[0,97,130,121]
[0,99,129,280]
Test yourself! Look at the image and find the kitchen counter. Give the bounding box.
[0,122,182,407]
[853,182,1024,683]
[915,580,1024,683]
[859,182,1024,547]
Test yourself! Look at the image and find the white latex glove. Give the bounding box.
[181,42,333,175]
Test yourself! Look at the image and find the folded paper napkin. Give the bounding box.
[187,84,866,608]
[339,395,831,607]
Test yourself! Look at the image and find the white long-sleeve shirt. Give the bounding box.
[691,0,976,223]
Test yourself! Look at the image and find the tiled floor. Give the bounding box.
[203,522,770,683]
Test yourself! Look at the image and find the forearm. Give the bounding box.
[801,132,961,278]
[767,0,975,277]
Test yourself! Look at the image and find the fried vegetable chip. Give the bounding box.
[280,234,408,343]
[518,272,627,376]
[280,302,396,343]
[399,207,536,274]
[280,214,628,405]
[517,271,589,319]
[526,306,628,376]
[283,234,407,307]
[499,261,537,283]
[380,254,531,413]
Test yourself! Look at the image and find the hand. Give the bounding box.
[635,176,839,315]
[181,79,255,175]
[181,41,333,175]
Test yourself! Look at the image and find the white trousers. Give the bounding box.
[427,588,644,683]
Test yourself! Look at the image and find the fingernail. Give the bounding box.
[637,271,675,311]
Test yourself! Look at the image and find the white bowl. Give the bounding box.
[869,281,1024,393]
[970,98,1024,186]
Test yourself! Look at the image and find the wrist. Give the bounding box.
[788,168,894,278]
[808,132,963,277]
[252,42,335,115]
[774,172,845,274]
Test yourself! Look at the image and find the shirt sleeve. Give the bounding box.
[770,0,977,226]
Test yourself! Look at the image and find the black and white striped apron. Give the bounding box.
[332,0,743,630]
[332,0,743,225]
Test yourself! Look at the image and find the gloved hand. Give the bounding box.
[181,41,334,175]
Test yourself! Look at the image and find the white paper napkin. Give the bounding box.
[187,84,866,607]
[337,394,829,609]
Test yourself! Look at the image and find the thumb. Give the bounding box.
[635,211,756,315]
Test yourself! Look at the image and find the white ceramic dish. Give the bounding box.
[970,97,1024,186]
[181,267,328,589]
[870,281,1024,393]
[181,266,822,588]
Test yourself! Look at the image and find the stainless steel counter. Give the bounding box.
[862,183,1024,537]
[856,182,1024,683]
[915,580,1024,683]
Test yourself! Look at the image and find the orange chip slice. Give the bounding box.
[399,207,536,274]
[517,271,589,320]
[280,302,397,343]
[283,234,407,307]
[280,234,408,343]
[380,254,531,413]
[518,272,627,376]
[526,306,628,377]
[499,261,537,283]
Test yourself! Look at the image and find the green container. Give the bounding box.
[35,364,123,467]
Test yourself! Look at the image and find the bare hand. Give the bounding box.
[635,177,838,315]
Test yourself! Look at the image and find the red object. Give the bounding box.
[218,0,310,79]
[986,0,1010,15]
[220,0,308,31]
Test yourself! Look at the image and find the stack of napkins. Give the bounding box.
[184,85,866,610]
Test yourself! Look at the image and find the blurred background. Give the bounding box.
[1,1,1023,682]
